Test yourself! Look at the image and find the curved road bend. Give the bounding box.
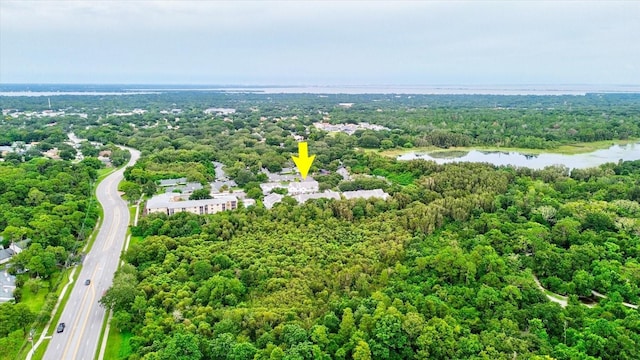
[43,148,140,360]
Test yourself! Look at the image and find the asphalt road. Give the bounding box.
[43,148,140,360]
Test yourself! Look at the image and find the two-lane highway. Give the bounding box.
[43,148,140,360]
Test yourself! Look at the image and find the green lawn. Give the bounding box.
[20,284,49,313]
[129,236,143,248]
[96,167,115,180]
[12,284,47,360]
[129,204,138,222]
[103,328,132,360]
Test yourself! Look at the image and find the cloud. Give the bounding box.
[1,1,639,84]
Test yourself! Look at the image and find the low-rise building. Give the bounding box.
[261,168,297,182]
[263,193,284,210]
[260,182,287,194]
[164,182,203,194]
[342,189,389,200]
[294,191,341,203]
[145,193,238,216]
[159,178,187,187]
[0,268,17,303]
[0,239,29,265]
[288,179,319,195]
[204,108,236,116]
[0,249,13,265]
[10,240,29,255]
[243,198,256,207]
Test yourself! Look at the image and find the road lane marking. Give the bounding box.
[60,264,100,360]
[100,214,117,251]
[42,151,139,360]
[102,207,122,251]
[70,271,99,360]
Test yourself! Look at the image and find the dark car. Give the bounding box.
[56,323,65,333]
[84,279,91,285]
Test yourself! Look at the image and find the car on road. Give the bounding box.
[56,323,65,333]
[84,279,91,285]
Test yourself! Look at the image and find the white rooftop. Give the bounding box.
[263,193,284,209]
[288,179,319,194]
[159,178,187,187]
[146,193,237,210]
[343,189,389,200]
[294,191,341,203]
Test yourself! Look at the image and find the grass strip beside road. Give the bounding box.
[31,338,49,360]
[102,328,133,360]
[96,167,116,181]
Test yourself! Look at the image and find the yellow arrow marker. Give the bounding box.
[292,142,315,180]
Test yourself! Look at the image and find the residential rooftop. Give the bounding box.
[159,178,188,187]
[343,189,390,200]
[0,267,16,302]
[146,193,237,210]
[263,193,284,209]
[294,191,341,203]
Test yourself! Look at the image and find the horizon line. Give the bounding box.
[2,82,640,87]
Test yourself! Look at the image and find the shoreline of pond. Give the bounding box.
[378,138,639,158]
[387,139,640,170]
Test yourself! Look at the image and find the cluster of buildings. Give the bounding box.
[258,165,383,208]
[0,238,29,303]
[109,109,147,117]
[313,122,389,135]
[263,186,389,209]
[145,176,244,216]
[204,108,236,116]
[144,164,389,216]
[145,193,240,216]
[159,109,183,115]
[145,162,389,215]
[2,109,88,119]
[0,133,106,164]
[0,142,70,161]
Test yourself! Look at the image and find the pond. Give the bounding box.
[397,142,640,170]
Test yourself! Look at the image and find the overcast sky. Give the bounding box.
[1,1,639,85]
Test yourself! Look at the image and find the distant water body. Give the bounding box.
[0,91,160,97]
[1,84,639,96]
[398,142,640,170]
[208,84,640,95]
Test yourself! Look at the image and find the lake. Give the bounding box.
[397,142,640,170]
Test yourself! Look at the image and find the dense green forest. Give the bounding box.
[99,156,640,360]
